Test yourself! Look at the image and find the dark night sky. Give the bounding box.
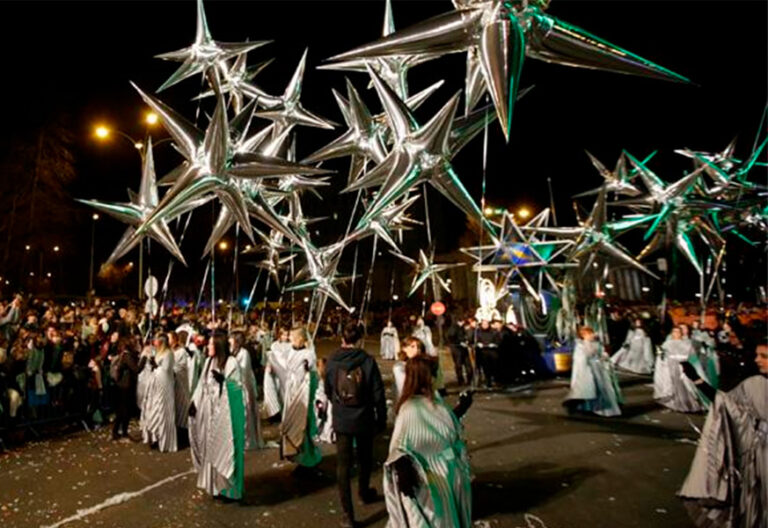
[0,0,766,299]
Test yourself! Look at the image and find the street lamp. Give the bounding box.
[145,112,159,126]
[53,245,59,253]
[518,207,531,219]
[218,240,229,251]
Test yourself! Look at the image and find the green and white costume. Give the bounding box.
[189,356,246,500]
[384,396,472,528]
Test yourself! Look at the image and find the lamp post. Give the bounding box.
[92,112,167,301]
[89,213,99,298]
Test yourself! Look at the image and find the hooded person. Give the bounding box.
[564,326,623,417]
[324,323,387,528]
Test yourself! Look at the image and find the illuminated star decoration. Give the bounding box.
[131,72,330,254]
[155,0,269,92]
[392,249,465,297]
[327,0,690,140]
[572,150,649,199]
[526,189,660,279]
[253,49,338,135]
[346,194,421,252]
[79,138,207,266]
[286,237,351,312]
[317,0,438,98]
[350,68,497,236]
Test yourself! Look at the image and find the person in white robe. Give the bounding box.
[689,321,720,390]
[263,327,291,419]
[380,321,400,360]
[411,317,434,357]
[230,331,263,450]
[564,326,623,417]
[176,324,204,395]
[611,318,654,374]
[384,356,472,528]
[169,331,190,430]
[137,334,177,452]
[654,326,709,412]
[280,326,321,468]
[188,332,246,500]
[678,343,768,528]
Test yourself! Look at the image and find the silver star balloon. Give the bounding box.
[252,49,338,134]
[317,0,439,99]
[526,189,660,278]
[246,229,296,288]
[392,249,465,297]
[155,0,269,92]
[572,150,647,199]
[346,194,420,252]
[194,53,275,115]
[327,0,689,140]
[131,73,329,252]
[349,68,497,236]
[286,236,351,312]
[78,138,207,266]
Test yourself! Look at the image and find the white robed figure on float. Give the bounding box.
[678,344,768,528]
[279,327,322,467]
[611,319,654,374]
[564,327,623,417]
[380,321,400,360]
[384,357,472,528]
[263,327,292,419]
[230,331,263,449]
[188,334,246,500]
[654,327,710,413]
[137,335,177,452]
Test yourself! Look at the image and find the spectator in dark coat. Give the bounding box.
[324,323,386,528]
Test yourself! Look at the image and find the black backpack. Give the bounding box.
[335,364,365,407]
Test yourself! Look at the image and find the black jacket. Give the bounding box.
[324,347,386,435]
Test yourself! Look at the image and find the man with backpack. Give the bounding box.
[324,322,386,528]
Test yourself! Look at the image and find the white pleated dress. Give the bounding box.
[138,349,177,452]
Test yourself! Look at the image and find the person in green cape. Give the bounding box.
[188,332,246,500]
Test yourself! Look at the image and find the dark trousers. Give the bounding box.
[450,345,473,386]
[112,386,132,437]
[477,347,499,387]
[336,432,373,519]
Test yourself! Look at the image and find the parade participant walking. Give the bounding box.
[564,326,623,417]
[655,326,709,412]
[384,356,472,527]
[325,323,386,528]
[263,327,291,419]
[611,318,654,374]
[169,331,191,435]
[678,343,768,527]
[230,331,262,450]
[188,332,246,501]
[279,326,321,469]
[393,336,428,400]
[137,333,177,452]
[379,320,399,360]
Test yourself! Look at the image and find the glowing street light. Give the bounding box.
[134,141,144,150]
[483,206,494,216]
[25,245,30,251]
[53,245,60,252]
[92,213,100,221]
[218,240,229,251]
[95,125,110,139]
[145,112,159,126]
[518,207,531,219]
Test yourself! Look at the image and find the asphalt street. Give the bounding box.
[0,340,704,528]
